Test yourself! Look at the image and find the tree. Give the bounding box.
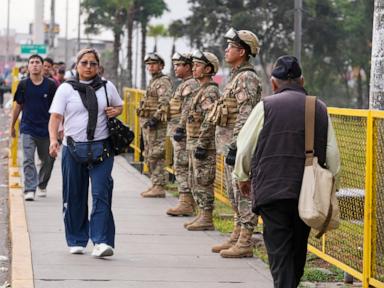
[369,0,384,110]
[168,19,185,77]
[133,0,168,89]
[82,0,131,86]
[148,24,168,52]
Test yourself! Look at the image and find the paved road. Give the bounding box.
[23,155,273,288]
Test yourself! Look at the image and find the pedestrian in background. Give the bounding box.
[10,54,57,200]
[137,53,173,198]
[166,52,199,217]
[233,55,340,287]
[48,48,123,258]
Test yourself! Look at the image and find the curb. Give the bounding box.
[8,162,34,288]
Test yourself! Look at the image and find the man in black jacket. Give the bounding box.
[233,55,340,287]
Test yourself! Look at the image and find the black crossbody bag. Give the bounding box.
[103,85,134,155]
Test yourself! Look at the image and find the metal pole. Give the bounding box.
[5,0,10,66]
[77,0,81,51]
[294,0,302,63]
[49,0,55,50]
[65,0,69,64]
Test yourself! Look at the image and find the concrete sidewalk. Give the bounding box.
[19,155,273,288]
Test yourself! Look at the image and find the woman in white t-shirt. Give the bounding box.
[49,48,122,258]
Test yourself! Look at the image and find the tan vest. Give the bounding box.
[186,82,216,138]
[209,67,256,128]
[137,74,169,118]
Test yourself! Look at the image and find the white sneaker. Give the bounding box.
[24,192,35,201]
[69,246,85,254]
[37,188,47,198]
[92,243,114,257]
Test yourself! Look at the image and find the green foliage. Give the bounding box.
[182,0,373,108]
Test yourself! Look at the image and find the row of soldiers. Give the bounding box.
[137,28,262,258]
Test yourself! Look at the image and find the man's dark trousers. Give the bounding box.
[259,199,311,288]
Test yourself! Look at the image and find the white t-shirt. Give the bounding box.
[49,80,123,145]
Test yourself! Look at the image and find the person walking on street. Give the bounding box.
[137,53,173,198]
[210,28,262,258]
[48,48,123,257]
[233,55,340,287]
[10,54,57,201]
[166,52,199,217]
[178,50,220,231]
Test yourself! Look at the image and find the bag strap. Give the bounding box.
[305,96,335,238]
[304,96,316,166]
[103,83,110,107]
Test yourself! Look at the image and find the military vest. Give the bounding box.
[169,77,198,120]
[208,66,258,128]
[137,73,171,118]
[187,81,218,139]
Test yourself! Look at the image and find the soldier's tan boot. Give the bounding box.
[141,185,166,198]
[183,211,201,228]
[166,193,195,216]
[211,225,241,253]
[140,186,153,197]
[220,227,254,258]
[186,209,215,231]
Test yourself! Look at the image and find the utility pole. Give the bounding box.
[5,0,10,66]
[49,0,55,50]
[369,0,384,110]
[65,0,69,64]
[77,0,81,51]
[294,0,302,63]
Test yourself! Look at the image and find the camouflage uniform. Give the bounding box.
[187,82,220,210]
[138,72,173,187]
[168,76,199,194]
[213,62,262,230]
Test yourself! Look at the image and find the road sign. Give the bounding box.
[20,44,47,55]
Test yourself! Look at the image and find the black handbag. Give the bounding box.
[104,85,135,155]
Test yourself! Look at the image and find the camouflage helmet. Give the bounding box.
[144,52,165,65]
[192,50,220,75]
[224,28,260,57]
[172,52,193,65]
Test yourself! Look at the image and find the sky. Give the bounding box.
[0,0,191,39]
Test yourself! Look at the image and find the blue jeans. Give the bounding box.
[21,133,55,193]
[61,145,115,248]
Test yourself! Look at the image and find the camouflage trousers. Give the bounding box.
[225,163,258,230]
[141,123,166,186]
[188,149,216,210]
[171,137,190,194]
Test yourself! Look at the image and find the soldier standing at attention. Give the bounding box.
[137,53,173,198]
[210,28,262,258]
[166,52,199,217]
[176,50,220,231]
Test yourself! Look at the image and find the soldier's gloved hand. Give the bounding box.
[194,146,208,160]
[144,117,159,129]
[225,147,237,166]
[173,127,186,142]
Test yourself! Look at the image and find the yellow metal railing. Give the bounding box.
[121,89,383,288]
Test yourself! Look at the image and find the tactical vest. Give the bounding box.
[137,74,169,118]
[210,67,256,128]
[187,82,217,139]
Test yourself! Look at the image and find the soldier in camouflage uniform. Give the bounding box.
[209,28,262,257]
[174,50,220,231]
[137,53,173,198]
[166,52,199,216]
